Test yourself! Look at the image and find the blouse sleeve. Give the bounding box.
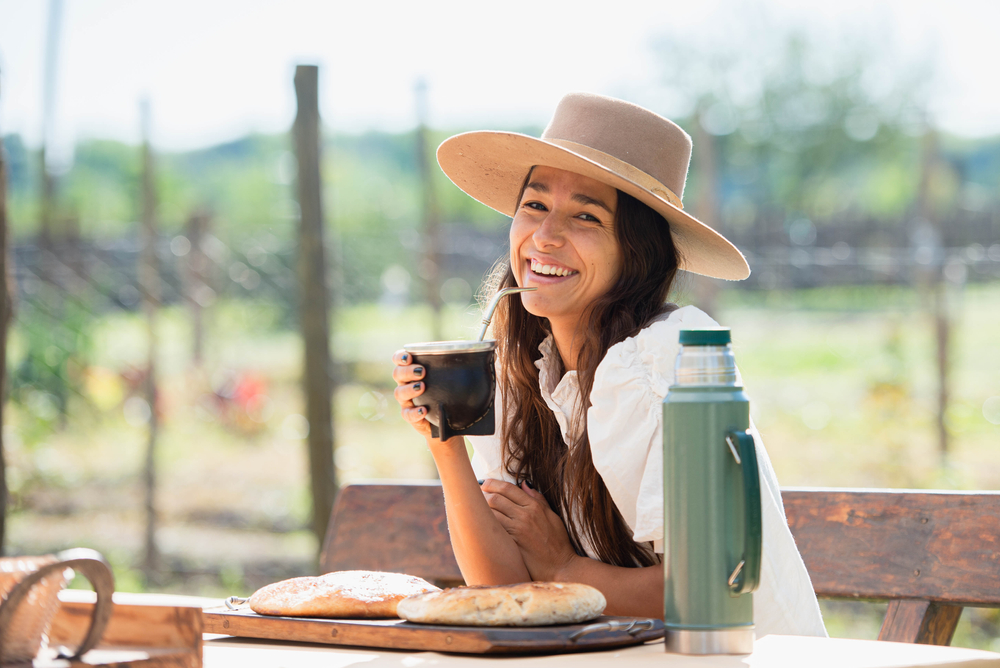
[467,434,506,480]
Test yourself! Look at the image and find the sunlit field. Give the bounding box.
[5,283,1000,649]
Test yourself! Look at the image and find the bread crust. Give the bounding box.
[249,570,440,618]
[397,582,607,626]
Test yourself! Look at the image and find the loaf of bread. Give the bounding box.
[249,570,440,618]
[397,582,606,626]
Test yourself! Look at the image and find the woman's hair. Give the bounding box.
[483,172,682,568]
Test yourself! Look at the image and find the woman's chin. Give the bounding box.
[521,295,571,323]
[519,294,547,318]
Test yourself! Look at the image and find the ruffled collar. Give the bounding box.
[531,307,680,445]
[534,335,583,444]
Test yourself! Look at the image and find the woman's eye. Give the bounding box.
[578,213,601,224]
[524,201,547,211]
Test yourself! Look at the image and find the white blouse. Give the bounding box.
[468,305,828,638]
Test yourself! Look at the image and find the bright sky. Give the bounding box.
[1,0,998,166]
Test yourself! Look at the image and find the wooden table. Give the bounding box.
[203,634,1000,668]
[74,592,1000,668]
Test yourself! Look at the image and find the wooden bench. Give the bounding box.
[783,488,1000,645]
[321,482,1000,646]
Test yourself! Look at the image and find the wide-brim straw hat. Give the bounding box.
[436,92,750,281]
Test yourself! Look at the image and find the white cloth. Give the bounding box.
[468,305,828,638]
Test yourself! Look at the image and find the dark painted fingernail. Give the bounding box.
[414,366,425,378]
[419,406,427,415]
[401,353,410,363]
[412,382,423,392]
[477,479,485,486]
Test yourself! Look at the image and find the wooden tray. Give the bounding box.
[203,607,663,655]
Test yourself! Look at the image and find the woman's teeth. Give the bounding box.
[530,259,577,277]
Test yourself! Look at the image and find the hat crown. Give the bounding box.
[541,93,692,201]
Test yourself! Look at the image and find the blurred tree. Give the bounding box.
[3,122,525,310]
[652,13,972,467]
[168,135,286,237]
[9,295,91,435]
[8,102,995,314]
[63,140,140,237]
[653,14,930,230]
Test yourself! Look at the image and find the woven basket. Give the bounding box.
[0,555,68,664]
[0,549,115,666]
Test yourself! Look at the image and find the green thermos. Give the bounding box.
[663,328,761,654]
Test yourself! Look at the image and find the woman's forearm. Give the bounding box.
[430,438,531,584]
[553,557,663,618]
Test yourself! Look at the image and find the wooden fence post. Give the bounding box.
[293,65,337,547]
[691,102,722,317]
[0,119,13,554]
[184,209,210,367]
[915,128,950,462]
[415,80,442,340]
[138,99,161,581]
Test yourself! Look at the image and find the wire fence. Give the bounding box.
[10,207,1000,383]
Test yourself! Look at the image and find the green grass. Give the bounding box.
[722,283,1000,490]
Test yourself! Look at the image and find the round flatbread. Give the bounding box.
[249,570,440,618]
[397,582,606,626]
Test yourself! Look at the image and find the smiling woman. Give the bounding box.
[392,93,826,638]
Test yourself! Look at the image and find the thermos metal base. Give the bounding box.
[665,627,755,655]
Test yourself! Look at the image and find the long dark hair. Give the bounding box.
[484,175,682,567]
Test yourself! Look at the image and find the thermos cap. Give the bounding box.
[674,329,739,387]
[679,328,731,346]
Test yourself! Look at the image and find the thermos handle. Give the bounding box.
[726,430,762,595]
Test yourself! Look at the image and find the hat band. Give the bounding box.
[545,138,684,210]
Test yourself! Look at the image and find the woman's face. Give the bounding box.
[510,166,621,329]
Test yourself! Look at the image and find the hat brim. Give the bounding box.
[437,131,750,281]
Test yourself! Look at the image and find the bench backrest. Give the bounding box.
[320,482,464,587]
[321,483,1000,644]
[782,488,1000,606]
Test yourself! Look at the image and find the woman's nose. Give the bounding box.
[532,212,565,248]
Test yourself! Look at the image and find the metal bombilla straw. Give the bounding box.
[477,287,537,341]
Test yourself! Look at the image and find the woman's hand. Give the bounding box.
[481,479,579,582]
[392,350,433,439]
